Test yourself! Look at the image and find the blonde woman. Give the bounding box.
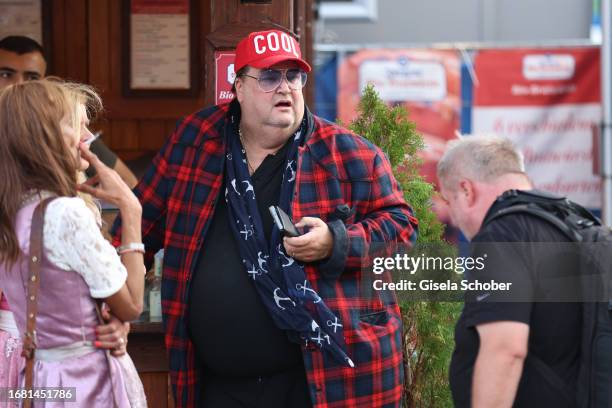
[0,79,145,406]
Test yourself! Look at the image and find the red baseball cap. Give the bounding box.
[234,30,311,73]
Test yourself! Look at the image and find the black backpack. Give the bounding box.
[484,189,612,408]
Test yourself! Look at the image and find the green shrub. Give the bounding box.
[348,84,461,407]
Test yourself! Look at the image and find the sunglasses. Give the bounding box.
[240,68,308,92]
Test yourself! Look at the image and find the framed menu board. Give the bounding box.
[1,0,39,43]
[122,0,199,97]
[0,0,52,51]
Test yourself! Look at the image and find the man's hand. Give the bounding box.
[472,321,529,408]
[95,307,131,357]
[283,217,333,262]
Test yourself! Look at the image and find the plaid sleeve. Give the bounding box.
[318,148,418,278]
[346,150,418,271]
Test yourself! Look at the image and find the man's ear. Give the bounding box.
[234,78,244,103]
[458,179,477,207]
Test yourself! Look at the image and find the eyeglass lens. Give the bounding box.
[258,69,307,92]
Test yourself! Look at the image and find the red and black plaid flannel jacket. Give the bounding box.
[113,102,418,407]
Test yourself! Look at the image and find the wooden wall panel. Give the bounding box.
[63,0,88,82]
[108,0,123,95]
[111,120,140,150]
[165,120,179,141]
[88,0,111,92]
[137,372,175,408]
[299,0,314,104]
[139,120,168,151]
[211,0,292,28]
[50,0,66,77]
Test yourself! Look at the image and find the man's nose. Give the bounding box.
[276,74,291,93]
[13,74,26,85]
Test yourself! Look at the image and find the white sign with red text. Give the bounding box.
[215,51,236,104]
[472,48,602,208]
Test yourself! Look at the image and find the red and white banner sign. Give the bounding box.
[472,47,602,208]
[338,49,461,188]
[215,51,236,104]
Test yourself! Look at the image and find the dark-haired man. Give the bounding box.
[0,36,45,86]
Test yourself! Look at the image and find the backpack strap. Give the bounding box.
[484,189,601,242]
[485,203,584,242]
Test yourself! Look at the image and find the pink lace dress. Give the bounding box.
[0,194,146,407]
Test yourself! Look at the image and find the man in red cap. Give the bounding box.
[113,29,417,408]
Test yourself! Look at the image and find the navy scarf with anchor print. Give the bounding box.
[224,115,353,368]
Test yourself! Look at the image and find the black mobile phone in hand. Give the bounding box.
[269,206,301,237]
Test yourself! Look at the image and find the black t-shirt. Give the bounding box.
[449,198,582,408]
[187,140,304,378]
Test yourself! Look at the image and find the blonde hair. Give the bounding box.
[0,79,103,264]
[61,79,103,227]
